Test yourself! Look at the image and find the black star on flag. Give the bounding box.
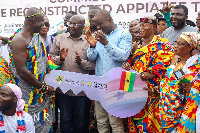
[119,71,136,93]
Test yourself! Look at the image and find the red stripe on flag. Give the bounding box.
[48,56,60,69]
[119,71,126,90]
[48,56,54,62]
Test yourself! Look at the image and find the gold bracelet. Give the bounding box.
[44,86,49,94]
[39,82,46,92]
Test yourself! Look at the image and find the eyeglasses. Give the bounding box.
[43,22,50,27]
[67,22,83,27]
[173,41,189,46]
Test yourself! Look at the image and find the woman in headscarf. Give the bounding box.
[159,32,200,132]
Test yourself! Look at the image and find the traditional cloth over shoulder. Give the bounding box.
[159,54,200,132]
[128,35,175,133]
[8,29,54,133]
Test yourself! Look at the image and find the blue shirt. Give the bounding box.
[87,27,132,76]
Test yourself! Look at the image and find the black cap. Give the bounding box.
[157,17,166,23]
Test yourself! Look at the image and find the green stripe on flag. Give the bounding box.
[128,73,136,92]
[179,78,191,83]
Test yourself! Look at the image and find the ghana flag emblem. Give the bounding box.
[119,71,136,92]
[48,56,60,69]
[178,73,197,83]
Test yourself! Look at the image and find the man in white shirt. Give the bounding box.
[0,83,35,133]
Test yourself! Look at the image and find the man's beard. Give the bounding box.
[0,101,14,111]
[173,18,186,29]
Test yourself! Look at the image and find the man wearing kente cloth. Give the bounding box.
[123,16,175,133]
[8,7,56,133]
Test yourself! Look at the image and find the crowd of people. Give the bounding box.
[0,2,200,133]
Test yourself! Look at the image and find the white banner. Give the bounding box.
[0,0,200,62]
[0,0,200,36]
[44,67,148,118]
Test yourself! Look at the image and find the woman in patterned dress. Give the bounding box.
[159,32,200,133]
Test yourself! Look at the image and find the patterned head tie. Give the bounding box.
[179,32,200,48]
[140,18,157,25]
[24,10,44,18]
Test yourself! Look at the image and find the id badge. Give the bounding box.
[173,69,185,80]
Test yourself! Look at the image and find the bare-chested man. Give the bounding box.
[8,7,55,133]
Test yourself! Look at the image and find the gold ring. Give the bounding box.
[142,74,145,77]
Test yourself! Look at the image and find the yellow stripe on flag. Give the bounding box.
[124,71,131,91]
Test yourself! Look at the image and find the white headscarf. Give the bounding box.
[4,83,25,111]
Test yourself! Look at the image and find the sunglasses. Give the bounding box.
[43,22,50,27]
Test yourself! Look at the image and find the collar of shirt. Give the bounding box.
[66,33,84,41]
